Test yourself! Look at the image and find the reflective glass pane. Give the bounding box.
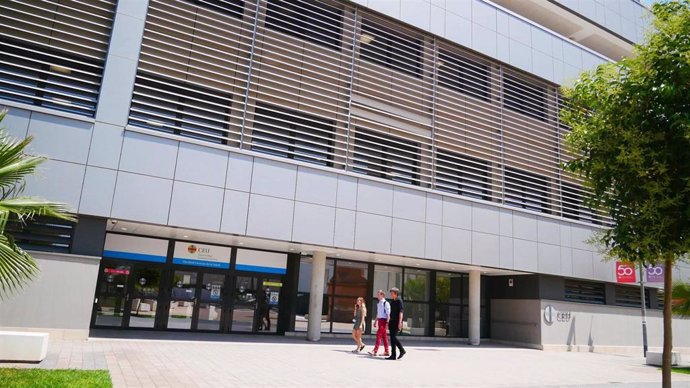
[329,260,368,297]
[129,267,161,328]
[401,302,428,336]
[331,296,364,333]
[403,269,430,302]
[372,265,402,298]
[95,265,131,327]
[168,271,197,329]
[435,304,462,337]
[232,276,257,332]
[198,273,225,331]
[436,272,464,304]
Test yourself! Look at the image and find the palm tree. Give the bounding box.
[0,109,74,299]
[672,281,690,318]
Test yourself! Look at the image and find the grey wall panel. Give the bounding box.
[356,180,394,217]
[71,216,107,257]
[499,209,513,237]
[106,13,147,61]
[295,167,338,207]
[425,193,443,225]
[79,166,117,217]
[1,107,30,140]
[292,201,336,246]
[472,203,500,235]
[95,55,140,127]
[538,243,562,275]
[499,236,514,269]
[25,160,85,211]
[472,231,500,267]
[168,181,224,231]
[442,197,472,230]
[400,0,431,30]
[473,23,497,58]
[27,113,93,164]
[513,213,538,241]
[116,0,150,20]
[425,224,443,260]
[119,132,179,179]
[537,219,561,246]
[514,239,539,272]
[250,159,297,200]
[336,175,358,210]
[0,252,100,336]
[87,122,124,170]
[391,218,426,258]
[334,208,356,249]
[354,212,392,253]
[571,225,594,251]
[226,153,254,192]
[246,194,294,241]
[592,251,615,282]
[571,248,594,279]
[111,172,173,224]
[559,221,572,248]
[220,190,249,235]
[560,247,573,277]
[442,226,472,263]
[175,143,228,188]
[392,187,426,222]
[490,299,541,345]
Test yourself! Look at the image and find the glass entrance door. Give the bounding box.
[94,264,132,327]
[127,267,162,328]
[231,275,283,333]
[167,270,226,331]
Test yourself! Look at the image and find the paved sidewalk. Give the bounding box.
[2,332,690,387]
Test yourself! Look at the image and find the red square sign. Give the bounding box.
[616,262,637,283]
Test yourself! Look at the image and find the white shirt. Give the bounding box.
[376,298,390,319]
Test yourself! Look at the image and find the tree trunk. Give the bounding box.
[662,257,673,388]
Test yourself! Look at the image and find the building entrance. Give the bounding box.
[231,274,283,333]
[167,269,227,331]
[92,260,163,329]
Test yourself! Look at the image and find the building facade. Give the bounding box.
[0,0,689,352]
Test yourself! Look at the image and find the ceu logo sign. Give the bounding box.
[544,305,572,324]
[187,245,197,254]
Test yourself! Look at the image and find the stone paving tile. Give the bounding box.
[2,335,690,387]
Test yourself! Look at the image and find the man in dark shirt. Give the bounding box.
[386,287,406,360]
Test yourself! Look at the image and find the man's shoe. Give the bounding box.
[398,350,406,359]
[385,356,396,360]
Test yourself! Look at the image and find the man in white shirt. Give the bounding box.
[369,289,390,356]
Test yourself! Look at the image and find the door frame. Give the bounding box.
[228,271,287,334]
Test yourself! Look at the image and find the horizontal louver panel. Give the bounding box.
[565,279,606,305]
[0,0,115,117]
[6,216,76,254]
[126,0,609,227]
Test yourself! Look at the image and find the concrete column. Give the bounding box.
[307,252,327,341]
[468,270,481,346]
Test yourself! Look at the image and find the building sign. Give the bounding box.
[104,234,168,263]
[543,305,572,324]
[263,281,283,288]
[104,268,130,275]
[616,262,637,283]
[235,249,287,274]
[646,264,664,283]
[173,242,231,269]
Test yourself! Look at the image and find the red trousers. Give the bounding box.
[373,318,389,353]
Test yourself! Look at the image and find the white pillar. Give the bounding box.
[307,251,327,341]
[468,270,481,346]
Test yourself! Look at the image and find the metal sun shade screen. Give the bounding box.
[0,0,116,117]
[123,0,605,226]
[5,215,76,254]
[564,279,606,304]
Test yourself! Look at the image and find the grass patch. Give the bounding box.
[673,367,690,375]
[0,368,112,388]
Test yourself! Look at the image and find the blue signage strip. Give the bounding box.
[172,258,230,269]
[235,264,286,274]
[103,250,167,263]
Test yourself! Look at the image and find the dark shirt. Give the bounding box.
[389,298,404,325]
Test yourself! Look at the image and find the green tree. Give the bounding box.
[0,110,74,299]
[672,282,690,318]
[560,2,690,386]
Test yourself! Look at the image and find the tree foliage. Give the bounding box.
[672,282,690,318]
[0,110,74,299]
[560,2,690,386]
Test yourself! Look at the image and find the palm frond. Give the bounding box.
[0,232,38,300]
[0,197,76,223]
[671,282,690,318]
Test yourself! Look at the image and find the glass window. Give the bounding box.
[435,150,491,200]
[186,0,244,18]
[403,268,429,302]
[129,73,233,144]
[401,302,428,336]
[435,304,462,337]
[353,130,420,186]
[503,74,547,121]
[372,265,403,298]
[330,260,368,297]
[331,296,363,333]
[438,49,490,101]
[251,104,335,167]
[265,0,343,51]
[435,272,464,304]
[360,19,423,78]
[505,167,551,214]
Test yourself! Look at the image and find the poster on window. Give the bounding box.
[173,242,231,269]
